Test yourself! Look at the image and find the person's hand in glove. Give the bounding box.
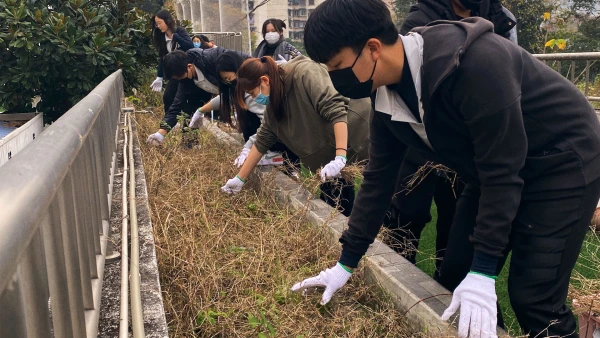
[234,148,251,167]
[441,273,498,338]
[275,54,288,65]
[150,77,163,92]
[320,155,347,182]
[221,175,246,194]
[146,131,165,146]
[189,109,204,128]
[291,263,353,305]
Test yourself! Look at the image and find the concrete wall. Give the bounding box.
[0,114,43,167]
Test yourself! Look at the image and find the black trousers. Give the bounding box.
[438,177,600,337]
[384,151,463,276]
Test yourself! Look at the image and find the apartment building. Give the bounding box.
[287,0,395,41]
[287,0,324,40]
[244,0,397,43]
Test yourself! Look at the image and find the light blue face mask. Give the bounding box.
[193,42,201,48]
[254,86,270,105]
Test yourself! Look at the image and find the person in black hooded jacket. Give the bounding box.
[293,1,600,337]
[382,0,517,282]
[146,47,250,145]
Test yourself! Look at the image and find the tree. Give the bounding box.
[134,0,165,14]
[0,0,155,121]
[394,0,416,28]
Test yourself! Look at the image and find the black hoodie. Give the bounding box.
[398,0,516,168]
[339,18,600,269]
[401,0,516,38]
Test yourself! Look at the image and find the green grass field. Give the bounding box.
[416,203,600,335]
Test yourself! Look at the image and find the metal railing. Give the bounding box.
[192,31,244,52]
[0,70,123,337]
[533,52,600,102]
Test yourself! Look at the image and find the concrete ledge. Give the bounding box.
[203,119,509,337]
[98,114,169,337]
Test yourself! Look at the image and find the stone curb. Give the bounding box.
[203,118,510,337]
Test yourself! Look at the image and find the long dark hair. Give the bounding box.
[261,18,286,38]
[215,52,246,130]
[236,57,285,121]
[152,9,177,57]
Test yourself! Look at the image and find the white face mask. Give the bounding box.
[265,32,280,45]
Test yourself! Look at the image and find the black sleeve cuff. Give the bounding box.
[470,251,500,277]
[339,248,363,269]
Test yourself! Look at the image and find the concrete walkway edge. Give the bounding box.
[203,118,510,337]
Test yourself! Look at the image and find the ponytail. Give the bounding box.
[236,56,286,121]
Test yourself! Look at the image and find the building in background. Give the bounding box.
[248,0,290,39]
[287,0,395,41]
[287,0,324,41]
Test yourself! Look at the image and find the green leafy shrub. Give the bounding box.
[0,0,156,121]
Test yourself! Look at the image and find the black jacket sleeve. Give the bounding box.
[157,58,164,78]
[161,81,190,130]
[452,36,526,260]
[339,111,407,268]
[173,27,194,51]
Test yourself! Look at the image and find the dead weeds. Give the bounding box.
[134,111,423,337]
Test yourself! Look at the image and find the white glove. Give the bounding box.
[146,132,165,146]
[441,273,498,338]
[291,263,352,305]
[320,155,347,182]
[189,109,203,128]
[234,147,251,167]
[221,175,246,194]
[150,77,163,92]
[275,54,288,65]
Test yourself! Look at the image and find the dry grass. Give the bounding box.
[570,231,600,318]
[134,111,422,337]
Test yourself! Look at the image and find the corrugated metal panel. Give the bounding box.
[0,114,44,167]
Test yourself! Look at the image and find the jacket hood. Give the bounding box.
[410,0,515,35]
[411,17,494,99]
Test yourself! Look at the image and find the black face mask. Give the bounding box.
[328,47,377,99]
[459,0,482,10]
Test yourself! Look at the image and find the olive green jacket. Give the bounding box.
[254,55,371,172]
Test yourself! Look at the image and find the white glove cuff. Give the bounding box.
[330,263,352,280]
[335,155,347,164]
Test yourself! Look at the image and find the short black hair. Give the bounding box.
[304,0,399,64]
[199,34,210,43]
[163,50,189,80]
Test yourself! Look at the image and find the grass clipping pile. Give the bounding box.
[135,112,419,337]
